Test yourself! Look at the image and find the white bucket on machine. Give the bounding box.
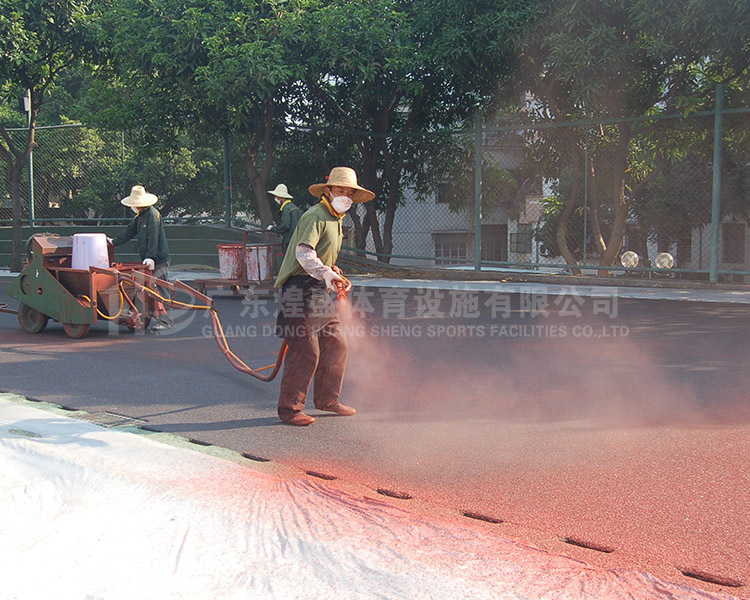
[71,233,110,270]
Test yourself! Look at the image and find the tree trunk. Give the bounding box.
[243,141,275,229]
[588,158,606,256]
[556,181,582,276]
[1,123,35,273]
[556,138,585,275]
[598,133,630,275]
[241,102,278,233]
[363,201,384,260]
[382,192,395,261]
[357,147,386,260]
[10,163,23,272]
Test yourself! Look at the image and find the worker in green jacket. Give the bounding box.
[111,185,172,330]
[266,184,302,252]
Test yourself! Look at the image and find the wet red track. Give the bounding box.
[289,419,749,596]
[2,280,749,597]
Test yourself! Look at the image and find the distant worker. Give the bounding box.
[111,185,172,331]
[273,167,375,426]
[266,184,302,252]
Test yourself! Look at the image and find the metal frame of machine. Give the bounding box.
[6,234,213,338]
[3,233,351,383]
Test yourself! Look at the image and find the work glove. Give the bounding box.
[142,258,155,270]
[322,268,345,291]
[266,224,274,231]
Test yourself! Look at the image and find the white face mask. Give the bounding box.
[331,195,353,213]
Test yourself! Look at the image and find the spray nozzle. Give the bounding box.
[334,275,352,301]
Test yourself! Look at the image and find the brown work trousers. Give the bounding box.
[278,318,349,420]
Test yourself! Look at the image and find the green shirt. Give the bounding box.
[112,206,170,265]
[274,202,343,288]
[269,200,302,249]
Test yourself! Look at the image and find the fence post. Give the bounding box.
[583,127,589,265]
[709,83,724,283]
[474,112,482,272]
[26,89,35,227]
[223,131,232,227]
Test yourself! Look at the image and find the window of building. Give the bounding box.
[722,222,746,263]
[481,224,508,262]
[522,176,543,196]
[434,233,468,265]
[509,223,532,254]
[436,182,450,204]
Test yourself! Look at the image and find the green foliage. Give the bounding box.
[94,0,304,133]
[535,183,586,260]
[0,0,101,269]
[285,0,540,254]
[0,97,26,128]
[90,0,318,226]
[0,0,99,96]
[3,0,749,271]
[516,0,750,266]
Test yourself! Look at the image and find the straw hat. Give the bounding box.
[121,185,158,208]
[267,184,293,199]
[308,167,375,203]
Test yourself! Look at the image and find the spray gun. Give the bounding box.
[334,275,352,301]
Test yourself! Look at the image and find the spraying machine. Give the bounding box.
[4,233,200,339]
[1,233,352,383]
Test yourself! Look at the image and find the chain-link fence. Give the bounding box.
[358,105,750,283]
[0,125,233,225]
[0,125,133,223]
[3,100,750,282]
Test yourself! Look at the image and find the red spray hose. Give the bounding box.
[129,274,352,382]
[212,275,351,381]
[210,309,288,382]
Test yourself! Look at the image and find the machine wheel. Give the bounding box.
[17,304,49,334]
[63,322,91,339]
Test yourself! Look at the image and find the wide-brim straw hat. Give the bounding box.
[267,184,293,199]
[308,167,375,203]
[121,185,158,208]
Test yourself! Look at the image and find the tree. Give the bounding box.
[291,0,538,260]
[517,0,750,275]
[0,0,99,271]
[95,0,307,229]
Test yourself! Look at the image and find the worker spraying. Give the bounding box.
[273,167,375,426]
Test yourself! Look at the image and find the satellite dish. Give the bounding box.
[620,251,639,268]
[654,252,675,269]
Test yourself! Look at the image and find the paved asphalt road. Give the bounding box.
[2,275,749,597]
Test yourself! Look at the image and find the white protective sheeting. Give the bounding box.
[0,397,739,600]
